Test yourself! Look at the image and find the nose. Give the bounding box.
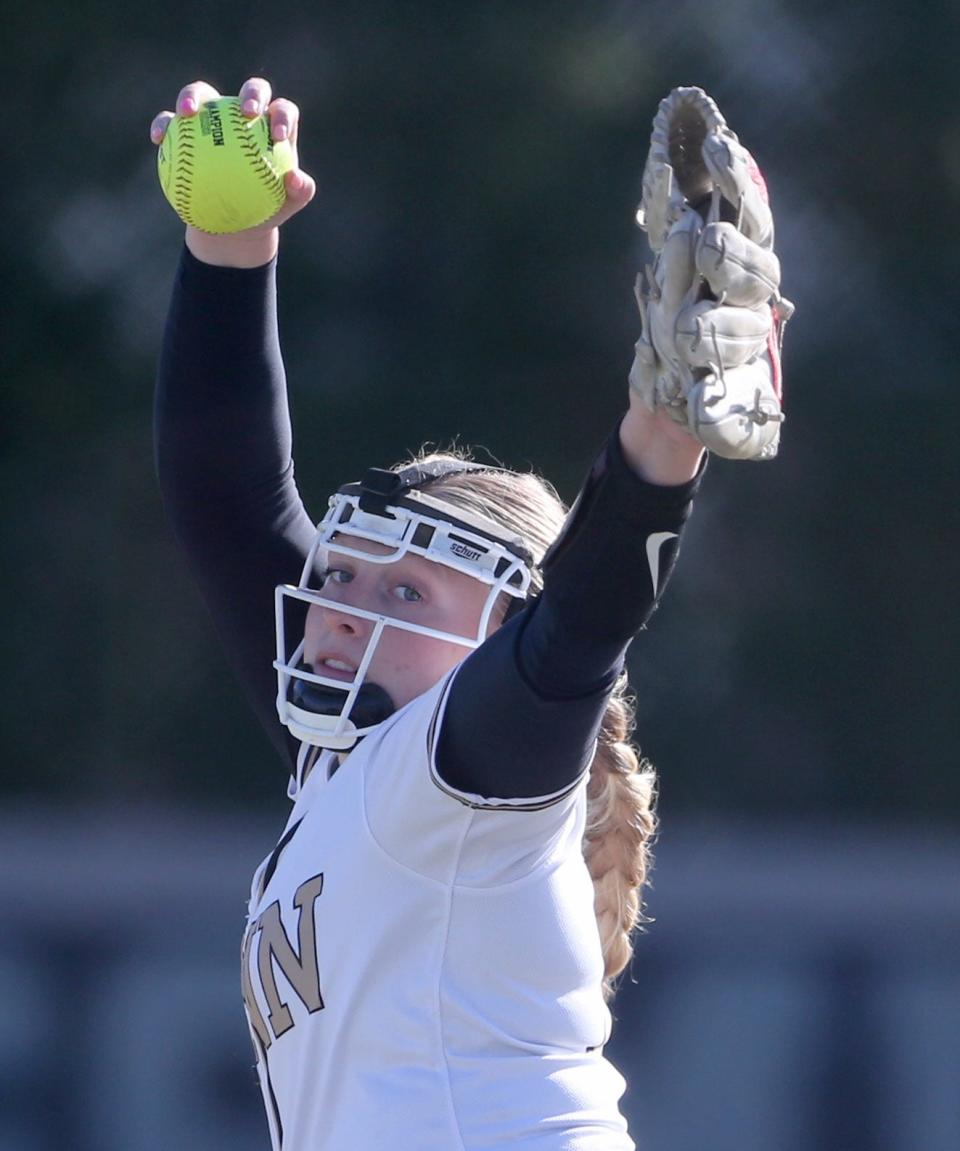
[303,600,371,660]
[317,601,366,635]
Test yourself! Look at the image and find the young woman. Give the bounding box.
[152,77,747,1151]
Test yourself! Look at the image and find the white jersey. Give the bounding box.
[241,671,635,1150]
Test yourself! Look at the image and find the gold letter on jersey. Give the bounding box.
[255,873,326,1039]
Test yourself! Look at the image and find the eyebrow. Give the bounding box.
[326,543,445,587]
[326,532,482,598]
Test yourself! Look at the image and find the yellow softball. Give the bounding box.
[157,96,295,234]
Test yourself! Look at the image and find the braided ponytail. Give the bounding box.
[583,682,657,999]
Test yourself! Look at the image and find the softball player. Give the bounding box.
[152,76,776,1150]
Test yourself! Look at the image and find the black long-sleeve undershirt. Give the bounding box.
[155,248,702,800]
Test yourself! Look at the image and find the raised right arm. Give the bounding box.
[153,79,317,767]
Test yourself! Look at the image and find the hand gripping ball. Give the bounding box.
[157,96,295,233]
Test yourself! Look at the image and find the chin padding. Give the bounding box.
[290,678,397,729]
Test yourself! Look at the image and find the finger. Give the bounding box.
[675,299,772,369]
[703,133,774,248]
[696,222,781,308]
[252,167,318,233]
[239,76,273,118]
[655,206,701,318]
[150,110,174,145]
[175,80,222,117]
[638,158,680,253]
[686,356,783,461]
[280,167,317,213]
[266,97,300,145]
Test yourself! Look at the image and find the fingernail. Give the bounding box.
[242,98,259,116]
[179,96,197,115]
[274,122,289,141]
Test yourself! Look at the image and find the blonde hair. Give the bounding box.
[407,449,657,999]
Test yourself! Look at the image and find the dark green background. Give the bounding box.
[4,0,958,831]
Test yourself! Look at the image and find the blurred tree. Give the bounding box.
[2,0,957,821]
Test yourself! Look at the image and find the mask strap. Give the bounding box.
[356,461,489,516]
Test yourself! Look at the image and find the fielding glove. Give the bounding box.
[631,86,794,460]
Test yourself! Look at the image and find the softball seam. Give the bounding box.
[225,102,286,216]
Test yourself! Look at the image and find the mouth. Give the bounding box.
[315,656,359,682]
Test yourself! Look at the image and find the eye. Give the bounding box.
[321,568,353,586]
[392,584,422,603]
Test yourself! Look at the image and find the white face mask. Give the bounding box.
[274,466,534,751]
